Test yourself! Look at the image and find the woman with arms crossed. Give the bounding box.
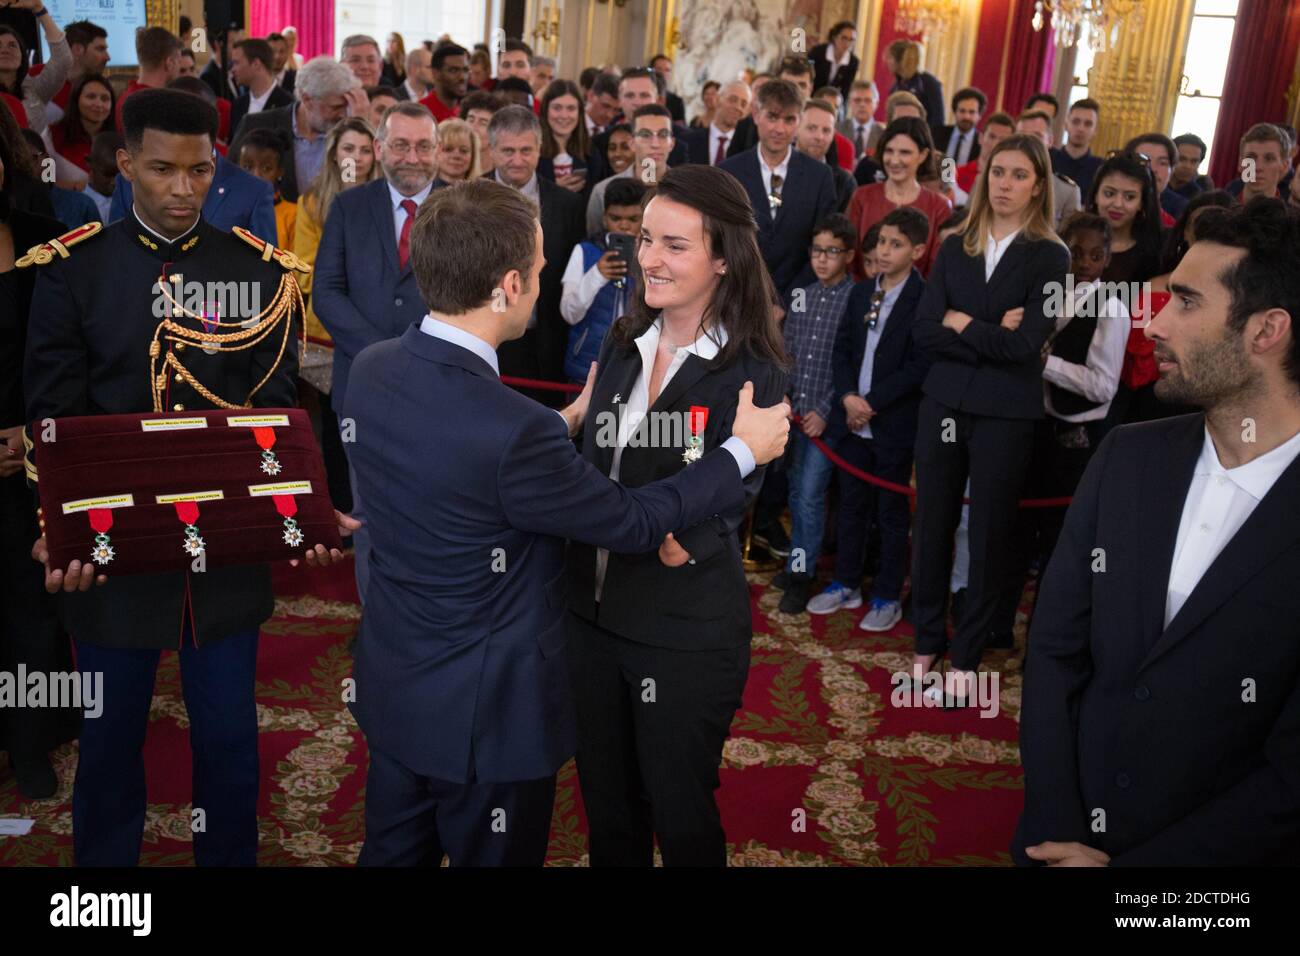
[565,164,788,866]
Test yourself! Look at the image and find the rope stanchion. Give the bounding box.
[494,374,1072,509]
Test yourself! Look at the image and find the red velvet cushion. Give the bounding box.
[33,409,341,576]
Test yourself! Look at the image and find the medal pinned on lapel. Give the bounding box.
[174,501,205,557]
[253,427,282,475]
[201,301,220,355]
[682,405,708,464]
[88,508,115,565]
[275,494,305,548]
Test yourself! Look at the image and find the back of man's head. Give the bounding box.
[136,25,181,72]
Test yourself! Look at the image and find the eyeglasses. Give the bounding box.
[809,245,846,258]
[387,140,437,157]
[864,287,886,330]
[633,129,673,142]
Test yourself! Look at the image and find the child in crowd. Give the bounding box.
[559,177,648,382]
[805,206,931,628]
[860,221,883,280]
[238,127,296,247]
[773,213,858,613]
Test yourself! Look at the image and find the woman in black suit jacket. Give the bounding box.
[0,136,77,798]
[910,135,1071,704]
[811,21,860,104]
[565,164,788,867]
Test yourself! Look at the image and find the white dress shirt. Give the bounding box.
[708,122,732,165]
[247,83,275,116]
[1165,426,1300,626]
[823,42,851,85]
[594,318,756,599]
[388,180,434,248]
[984,228,1021,281]
[403,78,423,101]
[560,242,628,327]
[759,145,793,200]
[419,314,500,374]
[946,127,975,166]
[1042,278,1129,422]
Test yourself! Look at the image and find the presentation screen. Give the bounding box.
[41,0,151,68]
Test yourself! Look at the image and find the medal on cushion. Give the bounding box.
[88,508,115,565]
[174,500,205,557]
[682,405,708,464]
[275,494,305,547]
[254,426,282,475]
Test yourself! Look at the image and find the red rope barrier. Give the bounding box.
[497,376,1074,509]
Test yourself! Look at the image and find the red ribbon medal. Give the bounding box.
[274,494,304,547]
[88,508,115,566]
[174,500,205,557]
[254,427,282,475]
[683,405,708,464]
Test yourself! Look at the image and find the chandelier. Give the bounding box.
[894,0,962,42]
[1033,0,1146,52]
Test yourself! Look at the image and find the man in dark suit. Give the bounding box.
[199,31,238,102]
[932,86,986,168]
[344,178,792,865]
[230,56,364,203]
[227,38,294,137]
[1014,199,1300,866]
[839,80,883,163]
[486,105,586,387]
[810,21,860,103]
[267,32,296,94]
[720,80,838,297]
[650,53,686,124]
[109,151,277,242]
[314,102,441,603]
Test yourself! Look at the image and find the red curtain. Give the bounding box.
[1000,0,1055,115]
[249,0,335,60]
[1209,0,1300,188]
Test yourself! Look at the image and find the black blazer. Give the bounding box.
[725,116,758,158]
[932,124,981,164]
[566,329,787,650]
[666,91,686,124]
[718,147,838,296]
[229,84,295,143]
[679,125,712,165]
[826,271,930,448]
[810,44,860,102]
[536,177,587,381]
[229,104,300,201]
[1014,413,1300,865]
[1,210,63,427]
[912,233,1070,420]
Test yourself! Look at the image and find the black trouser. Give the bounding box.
[830,434,913,602]
[991,417,1101,640]
[566,610,750,867]
[911,397,1035,671]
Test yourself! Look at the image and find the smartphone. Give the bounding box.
[605,232,641,286]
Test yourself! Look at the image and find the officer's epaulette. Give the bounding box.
[1054,172,1078,187]
[15,221,103,268]
[232,226,312,275]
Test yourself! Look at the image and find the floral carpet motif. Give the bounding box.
[1,560,1027,866]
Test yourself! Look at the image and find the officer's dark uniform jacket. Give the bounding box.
[20,208,305,650]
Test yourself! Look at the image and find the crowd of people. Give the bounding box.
[2,9,1298,868]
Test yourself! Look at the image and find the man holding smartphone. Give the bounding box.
[560,177,648,382]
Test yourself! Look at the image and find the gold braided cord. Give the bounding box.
[150,275,306,412]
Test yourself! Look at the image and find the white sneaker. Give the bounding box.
[858,599,902,632]
[806,582,863,615]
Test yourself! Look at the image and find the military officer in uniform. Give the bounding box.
[21,89,352,866]
[1016,110,1082,228]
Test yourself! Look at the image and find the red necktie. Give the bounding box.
[714,135,728,165]
[397,198,418,270]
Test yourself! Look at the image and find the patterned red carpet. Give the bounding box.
[0,557,1026,866]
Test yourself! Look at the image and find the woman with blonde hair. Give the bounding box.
[884,39,943,132]
[909,134,1071,706]
[293,117,382,505]
[433,117,481,182]
[381,32,406,87]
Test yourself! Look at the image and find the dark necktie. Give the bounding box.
[715,134,728,165]
[397,198,417,271]
[856,124,867,158]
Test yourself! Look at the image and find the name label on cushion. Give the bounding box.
[227,414,291,427]
[140,417,208,431]
[62,493,135,514]
[156,490,226,504]
[248,480,313,497]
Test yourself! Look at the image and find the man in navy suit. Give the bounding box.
[720,80,838,297]
[1015,200,1300,865]
[314,101,441,603]
[343,179,791,865]
[109,152,276,243]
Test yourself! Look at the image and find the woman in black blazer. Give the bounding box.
[909,135,1071,704]
[565,164,788,866]
[0,135,77,798]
